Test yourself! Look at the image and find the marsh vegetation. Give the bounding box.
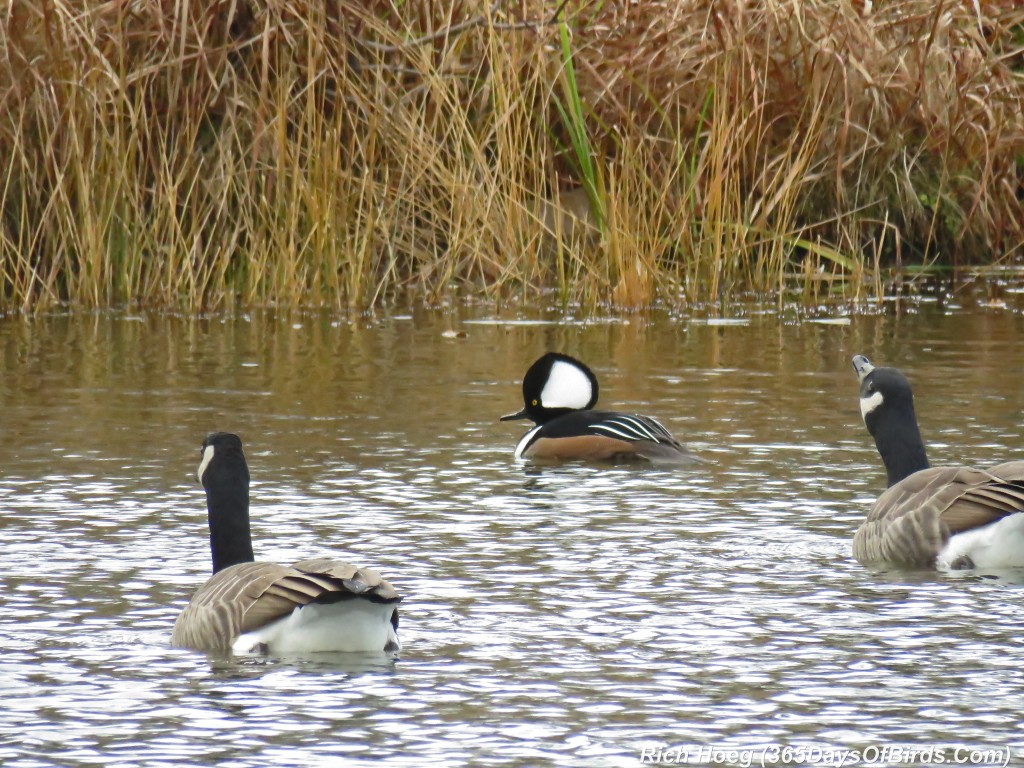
[1,1,1022,311]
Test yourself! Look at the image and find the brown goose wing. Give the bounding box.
[290,559,402,603]
[853,463,1024,568]
[172,562,298,651]
[940,461,1024,536]
[853,468,957,567]
[172,560,402,652]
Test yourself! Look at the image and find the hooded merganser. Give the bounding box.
[851,355,1024,569]
[501,352,698,464]
[172,432,401,654]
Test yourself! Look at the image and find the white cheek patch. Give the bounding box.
[860,390,884,422]
[540,360,593,410]
[197,445,215,483]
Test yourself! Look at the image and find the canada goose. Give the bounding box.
[852,355,1024,569]
[172,432,401,654]
[501,352,699,464]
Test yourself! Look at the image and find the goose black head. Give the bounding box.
[853,355,918,435]
[198,431,249,488]
[852,355,928,486]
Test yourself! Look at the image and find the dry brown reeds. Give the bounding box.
[1,1,1022,312]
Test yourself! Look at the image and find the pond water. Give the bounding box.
[1,296,1024,767]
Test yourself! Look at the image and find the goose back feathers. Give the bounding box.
[852,461,1024,568]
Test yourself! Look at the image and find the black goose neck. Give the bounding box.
[204,453,254,573]
[871,408,930,487]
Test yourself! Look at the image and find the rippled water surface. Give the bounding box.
[2,301,1024,767]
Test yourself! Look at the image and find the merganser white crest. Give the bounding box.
[539,359,595,410]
